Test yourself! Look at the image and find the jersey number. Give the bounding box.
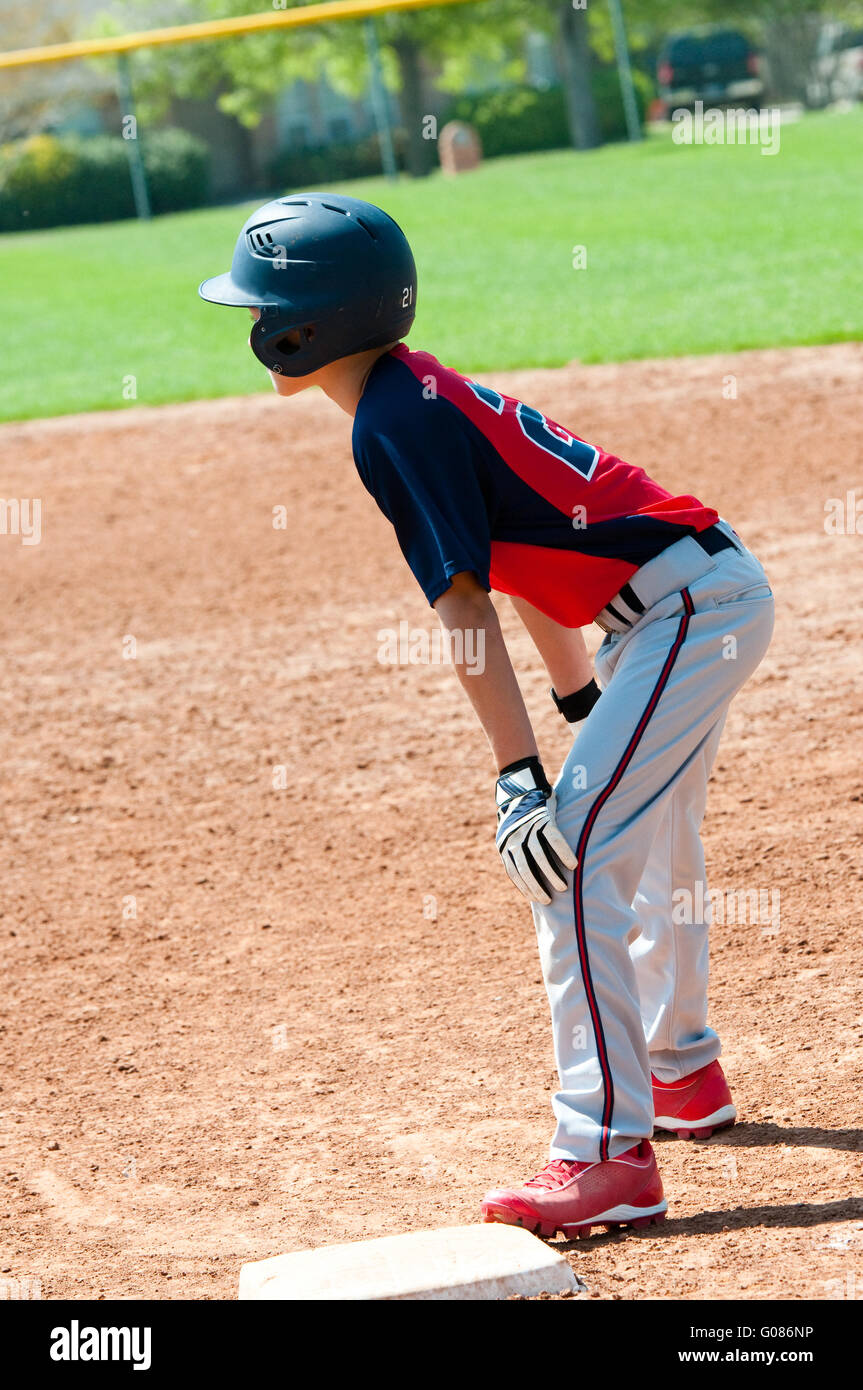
[467,381,599,481]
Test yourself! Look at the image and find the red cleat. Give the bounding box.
[652,1059,737,1140]
[480,1140,667,1240]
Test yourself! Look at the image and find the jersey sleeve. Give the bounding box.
[354,399,493,607]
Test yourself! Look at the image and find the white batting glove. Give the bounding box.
[495,757,578,906]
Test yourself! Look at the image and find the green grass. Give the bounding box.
[2,107,862,422]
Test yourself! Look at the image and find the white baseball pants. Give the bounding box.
[533,523,774,1162]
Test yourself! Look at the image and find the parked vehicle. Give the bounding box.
[657,27,764,113]
[807,23,863,107]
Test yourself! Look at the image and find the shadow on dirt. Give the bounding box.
[551,1196,863,1250]
[652,1122,863,1152]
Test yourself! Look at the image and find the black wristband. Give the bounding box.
[496,755,551,796]
[550,678,601,723]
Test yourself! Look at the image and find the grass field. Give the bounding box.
[1,106,861,422]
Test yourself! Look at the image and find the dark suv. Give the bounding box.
[657,26,764,112]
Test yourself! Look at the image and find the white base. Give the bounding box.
[238,1223,583,1301]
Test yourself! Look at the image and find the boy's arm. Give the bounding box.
[432,571,537,772]
[508,594,594,697]
[433,571,577,906]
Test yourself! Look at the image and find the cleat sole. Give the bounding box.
[483,1205,667,1241]
[482,1206,557,1239]
[630,1211,667,1230]
[657,1117,735,1141]
[654,1101,737,1140]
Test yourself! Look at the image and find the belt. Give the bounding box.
[692,524,738,558]
[595,525,738,634]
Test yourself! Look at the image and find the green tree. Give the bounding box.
[93,1,531,176]
[558,3,601,150]
[324,1,529,177]
[0,1,116,142]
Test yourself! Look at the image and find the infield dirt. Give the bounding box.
[2,343,862,1300]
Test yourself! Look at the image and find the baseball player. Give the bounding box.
[199,193,774,1238]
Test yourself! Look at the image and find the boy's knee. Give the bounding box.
[551,780,591,850]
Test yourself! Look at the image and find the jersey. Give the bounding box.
[352,345,718,627]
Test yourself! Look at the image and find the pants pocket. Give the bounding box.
[715,582,773,606]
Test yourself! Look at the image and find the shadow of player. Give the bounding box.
[652,1121,863,1152]
[552,1195,863,1251]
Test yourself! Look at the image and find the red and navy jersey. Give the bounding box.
[352,345,718,626]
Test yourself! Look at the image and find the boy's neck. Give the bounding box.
[319,343,398,417]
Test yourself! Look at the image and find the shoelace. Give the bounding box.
[523,1159,584,1190]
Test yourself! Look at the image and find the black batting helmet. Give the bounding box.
[198,192,417,377]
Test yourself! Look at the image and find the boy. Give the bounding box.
[199,193,774,1238]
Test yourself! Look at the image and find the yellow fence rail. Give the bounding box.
[0,0,477,70]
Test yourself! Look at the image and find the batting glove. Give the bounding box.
[495,756,577,906]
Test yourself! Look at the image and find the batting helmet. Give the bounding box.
[198,192,417,377]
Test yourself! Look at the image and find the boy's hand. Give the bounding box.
[495,757,577,906]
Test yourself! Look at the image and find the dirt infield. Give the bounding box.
[2,343,862,1301]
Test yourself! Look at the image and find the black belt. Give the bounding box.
[694,524,738,556]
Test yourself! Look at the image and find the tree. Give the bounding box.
[91,0,530,177]
[558,3,600,150]
[371,1,528,177]
[0,1,116,143]
[712,0,858,104]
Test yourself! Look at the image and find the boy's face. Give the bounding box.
[248,308,311,396]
